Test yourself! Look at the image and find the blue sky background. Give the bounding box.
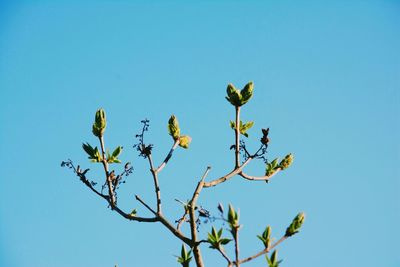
[0,1,399,267]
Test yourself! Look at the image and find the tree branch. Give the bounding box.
[188,167,211,267]
[147,154,162,214]
[235,107,241,168]
[234,226,240,267]
[155,139,180,173]
[217,246,232,266]
[203,158,252,188]
[238,168,281,182]
[238,236,287,265]
[98,136,116,208]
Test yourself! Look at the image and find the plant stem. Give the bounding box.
[98,136,116,208]
[235,107,241,168]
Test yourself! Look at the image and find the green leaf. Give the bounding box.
[240,121,254,137]
[226,83,241,106]
[240,81,253,106]
[82,142,95,157]
[168,115,180,140]
[83,143,102,162]
[220,238,232,245]
[112,146,123,158]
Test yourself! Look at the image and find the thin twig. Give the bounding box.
[147,154,162,214]
[176,209,189,230]
[235,107,241,168]
[238,236,287,264]
[188,167,211,267]
[239,168,281,182]
[158,213,193,245]
[234,226,240,267]
[203,158,251,188]
[135,195,157,215]
[217,246,232,266]
[156,140,180,173]
[98,136,116,207]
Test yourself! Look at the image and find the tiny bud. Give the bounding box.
[279,153,293,170]
[179,135,192,149]
[168,115,180,140]
[92,108,107,137]
[285,212,305,237]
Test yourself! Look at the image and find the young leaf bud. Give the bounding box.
[285,212,305,237]
[168,115,180,140]
[240,81,254,106]
[179,135,192,149]
[226,83,241,106]
[92,109,106,137]
[279,153,294,170]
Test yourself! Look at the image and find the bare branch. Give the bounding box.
[135,195,157,215]
[175,207,189,231]
[155,139,180,173]
[239,168,281,182]
[238,236,287,265]
[203,158,252,188]
[235,107,241,168]
[147,154,162,214]
[98,136,116,207]
[217,246,232,266]
[234,226,240,267]
[188,167,211,267]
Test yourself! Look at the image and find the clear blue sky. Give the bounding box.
[0,1,399,267]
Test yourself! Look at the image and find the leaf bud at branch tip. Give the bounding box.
[279,153,294,170]
[225,81,254,107]
[92,108,107,137]
[285,212,305,237]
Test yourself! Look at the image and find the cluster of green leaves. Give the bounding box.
[285,212,305,237]
[265,154,294,176]
[106,146,123,163]
[257,226,272,249]
[92,109,106,137]
[265,158,279,176]
[168,115,192,149]
[230,120,254,137]
[177,244,192,267]
[82,109,123,164]
[207,227,232,249]
[225,81,254,107]
[266,250,282,267]
[82,143,102,162]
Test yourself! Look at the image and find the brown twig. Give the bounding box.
[233,226,240,267]
[98,136,116,208]
[155,140,180,173]
[217,246,232,266]
[135,195,193,245]
[147,154,162,214]
[176,209,189,230]
[238,236,287,264]
[238,168,281,182]
[188,167,211,267]
[203,158,252,188]
[235,107,241,168]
